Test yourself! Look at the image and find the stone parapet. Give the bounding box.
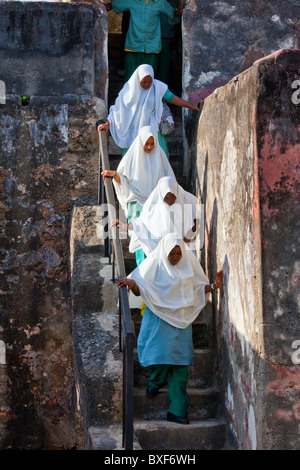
[0,2,108,100]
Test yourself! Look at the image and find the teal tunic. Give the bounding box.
[137,306,194,367]
[112,0,175,54]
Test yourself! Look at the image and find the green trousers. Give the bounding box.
[148,364,189,418]
[124,51,159,82]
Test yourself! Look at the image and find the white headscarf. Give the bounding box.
[128,233,209,329]
[112,126,175,216]
[130,176,201,254]
[107,64,168,149]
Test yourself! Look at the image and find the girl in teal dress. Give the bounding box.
[118,233,223,424]
[98,64,200,159]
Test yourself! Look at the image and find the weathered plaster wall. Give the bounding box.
[182,0,300,175]
[0,3,107,449]
[0,95,106,449]
[194,50,300,449]
[256,50,300,449]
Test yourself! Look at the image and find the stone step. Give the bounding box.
[133,349,216,389]
[133,418,227,450]
[192,321,215,348]
[133,387,220,421]
[88,424,142,450]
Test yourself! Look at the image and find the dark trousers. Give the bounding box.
[148,364,189,417]
[124,51,159,82]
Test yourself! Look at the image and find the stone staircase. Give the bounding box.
[71,205,227,450]
[70,31,228,451]
[107,33,185,187]
[131,307,227,450]
[71,206,227,450]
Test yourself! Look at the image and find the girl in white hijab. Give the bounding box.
[118,232,223,424]
[112,176,201,256]
[98,64,200,157]
[102,128,175,265]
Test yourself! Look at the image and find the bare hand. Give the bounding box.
[101,170,116,181]
[111,218,127,230]
[98,120,110,132]
[192,102,201,111]
[212,270,223,290]
[118,277,136,292]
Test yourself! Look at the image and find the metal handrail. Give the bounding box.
[97,124,135,450]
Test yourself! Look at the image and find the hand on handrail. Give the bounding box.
[118,277,135,291]
[111,218,127,230]
[118,277,141,296]
[98,120,110,133]
[212,269,223,290]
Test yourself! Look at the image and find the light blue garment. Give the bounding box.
[137,306,194,367]
[112,0,175,54]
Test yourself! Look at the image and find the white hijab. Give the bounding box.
[128,233,209,329]
[130,176,201,254]
[107,64,168,149]
[113,126,175,216]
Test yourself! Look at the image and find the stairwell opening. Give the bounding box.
[107,9,182,107]
[107,9,185,185]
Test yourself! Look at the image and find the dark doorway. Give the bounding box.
[107,9,182,108]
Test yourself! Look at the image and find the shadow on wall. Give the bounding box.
[195,149,300,451]
[183,104,202,181]
[196,161,259,449]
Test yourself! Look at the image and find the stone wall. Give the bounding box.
[193,49,300,449]
[0,2,107,100]
[255,50,300,450]
[0,3,107,449]
[182,0,300,175]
